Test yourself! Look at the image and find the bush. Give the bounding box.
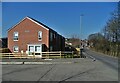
[64,54,74,58]
[1,48,11,53]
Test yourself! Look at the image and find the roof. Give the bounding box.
[8,16,64,37]
[8,16,50,31]
[27,16,60,34]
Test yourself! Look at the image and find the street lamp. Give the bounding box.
[80,14,84,43]
[80,14,84,57]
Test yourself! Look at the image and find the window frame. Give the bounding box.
[38,31,42,41]
[13,46,19,52]
[50,32,53,42]
[13,32,19,41]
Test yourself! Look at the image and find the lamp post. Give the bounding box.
[80,14,84,57]
[80,14,84,43]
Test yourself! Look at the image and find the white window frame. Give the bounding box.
[13,32,19,41]
[35,46,41,52]
[13,46,19,52]
[38,31,42,41]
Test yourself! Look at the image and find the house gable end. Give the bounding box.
[8,16,49,32]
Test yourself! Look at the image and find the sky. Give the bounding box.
[2,2,118,39]
[0,2,2,38]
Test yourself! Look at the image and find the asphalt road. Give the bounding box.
[83,48,118,71]
[2,60,118,82]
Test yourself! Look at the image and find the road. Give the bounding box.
[83,48,118,71]
[2,49,118,82]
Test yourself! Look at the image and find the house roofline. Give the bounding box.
[8,16,49,32]
[7,17,26,32]
[7,16,65,38]
[26,17,49,31]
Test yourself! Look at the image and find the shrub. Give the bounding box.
[2,48,11,53]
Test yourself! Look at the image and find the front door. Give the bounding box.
[28,44,42,57]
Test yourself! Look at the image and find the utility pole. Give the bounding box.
[80,14,84,57]
[80,14,84,40]
[80,14,84,47]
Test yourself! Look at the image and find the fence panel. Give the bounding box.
[0,51,73,59]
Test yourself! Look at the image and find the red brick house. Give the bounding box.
[8,16,65,56]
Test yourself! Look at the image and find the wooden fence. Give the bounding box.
[0,51,74,59]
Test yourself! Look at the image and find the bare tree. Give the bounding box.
[88,2,120,57]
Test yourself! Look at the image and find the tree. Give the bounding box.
[91,2,120,57]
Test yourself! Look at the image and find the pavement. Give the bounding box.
[1,58,83,64]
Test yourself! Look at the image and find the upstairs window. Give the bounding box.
[53,33,56,39]
[38,31,42,41]
[13,32,18,41]
[50,32,53,41]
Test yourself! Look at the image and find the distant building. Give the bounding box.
[65,42,72,46]
[8,16,65,55]
[65,41,77,54]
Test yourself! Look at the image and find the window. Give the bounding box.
[50,32,53,41]
[50,46,53,51]
[35,46,41,52]
[28,46,34,55]
[13,32,18,41]
[38,31,42,41]
[53,33,56,38]
[13,46,19,52]
[29,46,34,52]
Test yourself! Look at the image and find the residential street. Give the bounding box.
[2,49,118,82]
[1,2,119,83]
[83,49,118,71]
